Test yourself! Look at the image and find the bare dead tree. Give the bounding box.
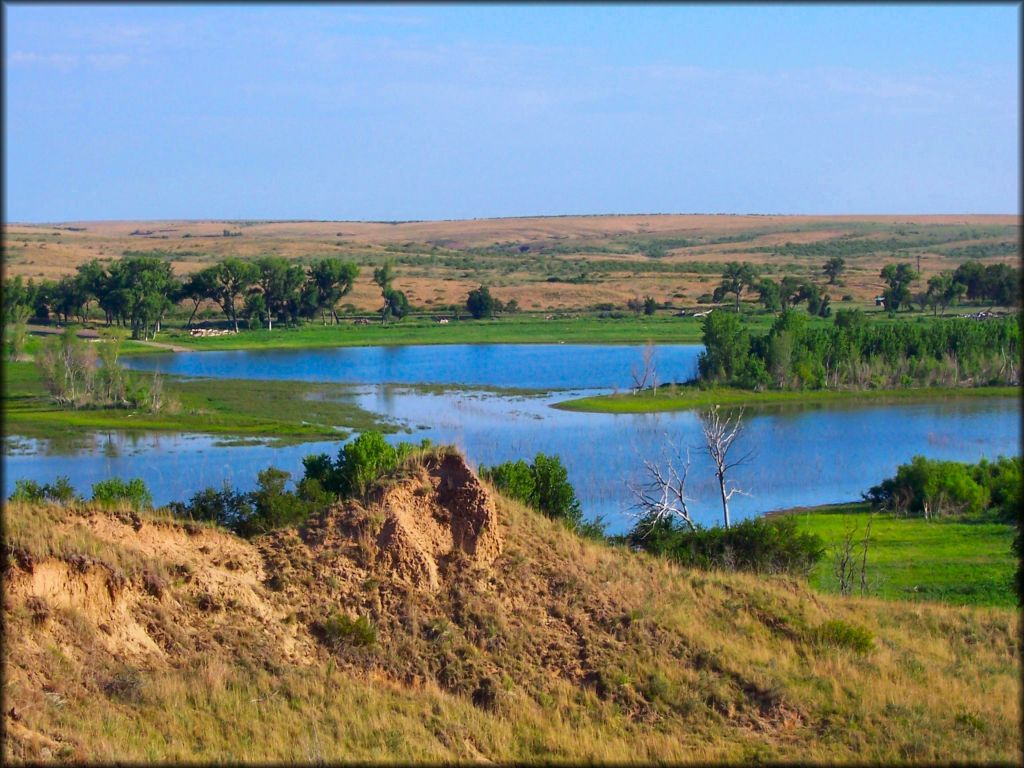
[631,343,658,394]
[833,519,874,597]
[628,446,698,534]
[700,405,751,529]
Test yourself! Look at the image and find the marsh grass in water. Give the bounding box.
[556,383,1019,413]
[2,361,395,440]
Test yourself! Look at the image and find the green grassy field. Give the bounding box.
[2,361,394,441]
[780,503,1016,607]
[555,383,1020,412]
[158,314,714,351]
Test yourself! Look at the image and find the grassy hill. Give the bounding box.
[3,451,1018,762]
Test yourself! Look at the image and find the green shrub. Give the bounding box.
[8,476,79,504]
[810,619,874,654]
[166,484,254,531]
[866,456,997,518]
[241,467,313,537]
[530,453,583,527]
[303,432,433,500]
[319,612,377,648]
[9,479,47,503]
[90,478,152,511]
[628,515,825,577]
[971,456,1021,521]
[168,468,320,538]
[483,453,584,530]
[480,459,535,503]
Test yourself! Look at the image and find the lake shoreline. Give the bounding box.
[553,384,1020,413]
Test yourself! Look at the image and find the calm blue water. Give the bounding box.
[121,344,703,390]
[5,344,1020,534]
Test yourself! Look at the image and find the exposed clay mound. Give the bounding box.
[374,452,502,590]
[3,508,316,670]
[4,452,1020,763]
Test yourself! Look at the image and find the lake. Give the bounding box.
[4,344,1019,533]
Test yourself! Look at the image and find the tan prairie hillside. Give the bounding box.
[3,451,1019,763]
[3,214,1019,311]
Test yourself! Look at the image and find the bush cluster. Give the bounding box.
[302,432,433,500]
[167,432,434,537]
[626,515,825,577]
[318,612,377,648]
[865,455,1020,519]
[167,467,326,538]
[90,478,153,511]
[9,476,79,504]
[480,453,605,538]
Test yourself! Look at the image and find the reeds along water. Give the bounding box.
[4,385,1019,534]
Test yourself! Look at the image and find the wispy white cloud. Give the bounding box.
[9,50,133,73]
[9,51,80,71]
[86,53,131,71]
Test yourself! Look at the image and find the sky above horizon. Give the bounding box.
[4,3,1020,222]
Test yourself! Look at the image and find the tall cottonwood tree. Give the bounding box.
[206,259,258,332]
[308,258,359,325]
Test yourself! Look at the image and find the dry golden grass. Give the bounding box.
[4,214,1018,310]
[2,458,1019,763]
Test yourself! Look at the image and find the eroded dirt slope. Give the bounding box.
[3,453,1020,762]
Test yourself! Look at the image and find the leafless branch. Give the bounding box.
[631,343,658,394]
[627,445,698,533]
[699,405,751,529]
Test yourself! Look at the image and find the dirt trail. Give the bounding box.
[27,325,192,353]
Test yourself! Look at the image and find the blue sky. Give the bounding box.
[3,3,1019,221]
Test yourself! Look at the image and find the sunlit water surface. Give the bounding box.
[4,344,1019,533]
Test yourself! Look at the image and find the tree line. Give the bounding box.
[712,258,1020,315]
[698,307,1020,390]
[0,256,403,338]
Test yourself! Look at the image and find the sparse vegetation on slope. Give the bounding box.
[3,451,1018,762]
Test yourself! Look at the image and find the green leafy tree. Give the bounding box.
[177,268,219,330]
[713,262,758,311]
[952,260,986,301]
[242,292,268,329]
[643,296,658,315]
[466,285,497,319]
[52,275,89,324]
[924,272,966,316]
[308,258,360,325]
[757,278,782,311]
[242,467,312,536]
[982,263,1021,307]
[879,263,918,313]
[5,304,30,361]
[207,259,258,332]
[255,257,305,330]
[382,288,409,321]
[697,310,751,383]
[74,259,110,321]
[779,276,804,310]
[2,275,34,323]
[529,453,583,527]
[823,257,846,285]
[481,453,584,530]
[373,261,407,323]
[116,257,176,339]
[334,431,400,498]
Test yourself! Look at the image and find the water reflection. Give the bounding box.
[123,343,704,390]
[6,341,1020,535]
